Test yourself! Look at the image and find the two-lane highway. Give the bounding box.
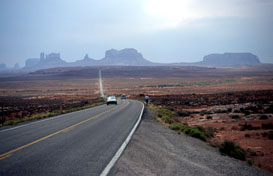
[0,99,143,176]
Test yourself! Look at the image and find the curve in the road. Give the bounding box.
[0,102,123,160]
[0,99,144,176]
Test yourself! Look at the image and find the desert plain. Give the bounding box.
[1,65,273,173]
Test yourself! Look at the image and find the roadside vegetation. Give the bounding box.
[150,104,215,142]
[1,98,105,127]
[219,141,246,161]
[140,80,235,88]
[148,103,257,167]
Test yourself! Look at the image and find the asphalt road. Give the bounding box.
[0,99,143,176]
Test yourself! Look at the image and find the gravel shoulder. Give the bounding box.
[110,106,272,176]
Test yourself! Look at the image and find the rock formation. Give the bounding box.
[199,53,260,66]
[99,48,154,66]
[24,52,66,70]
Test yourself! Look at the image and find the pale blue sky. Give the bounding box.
[1,0,273,66]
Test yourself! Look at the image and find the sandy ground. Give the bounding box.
[110,106,272,176]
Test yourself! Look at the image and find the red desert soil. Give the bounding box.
[0,77,101,123]
[147,91,273,173]
[1,66,273,172]
[98,65,273,96]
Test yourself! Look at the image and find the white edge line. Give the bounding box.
[0,104,106,133]
[100,101,145,176]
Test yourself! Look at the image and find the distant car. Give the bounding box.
[107,96,117,105]
[121,94,126,99]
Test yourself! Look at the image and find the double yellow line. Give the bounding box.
[0,101,126,160]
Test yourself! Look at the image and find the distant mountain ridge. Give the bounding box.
[1,49,262,72]
[22,48,156,71]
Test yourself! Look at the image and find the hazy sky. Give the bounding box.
[1,0,273,66]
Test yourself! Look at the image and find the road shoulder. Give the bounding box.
[110,106,272,176]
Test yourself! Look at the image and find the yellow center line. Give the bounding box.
[0,101,126,160]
